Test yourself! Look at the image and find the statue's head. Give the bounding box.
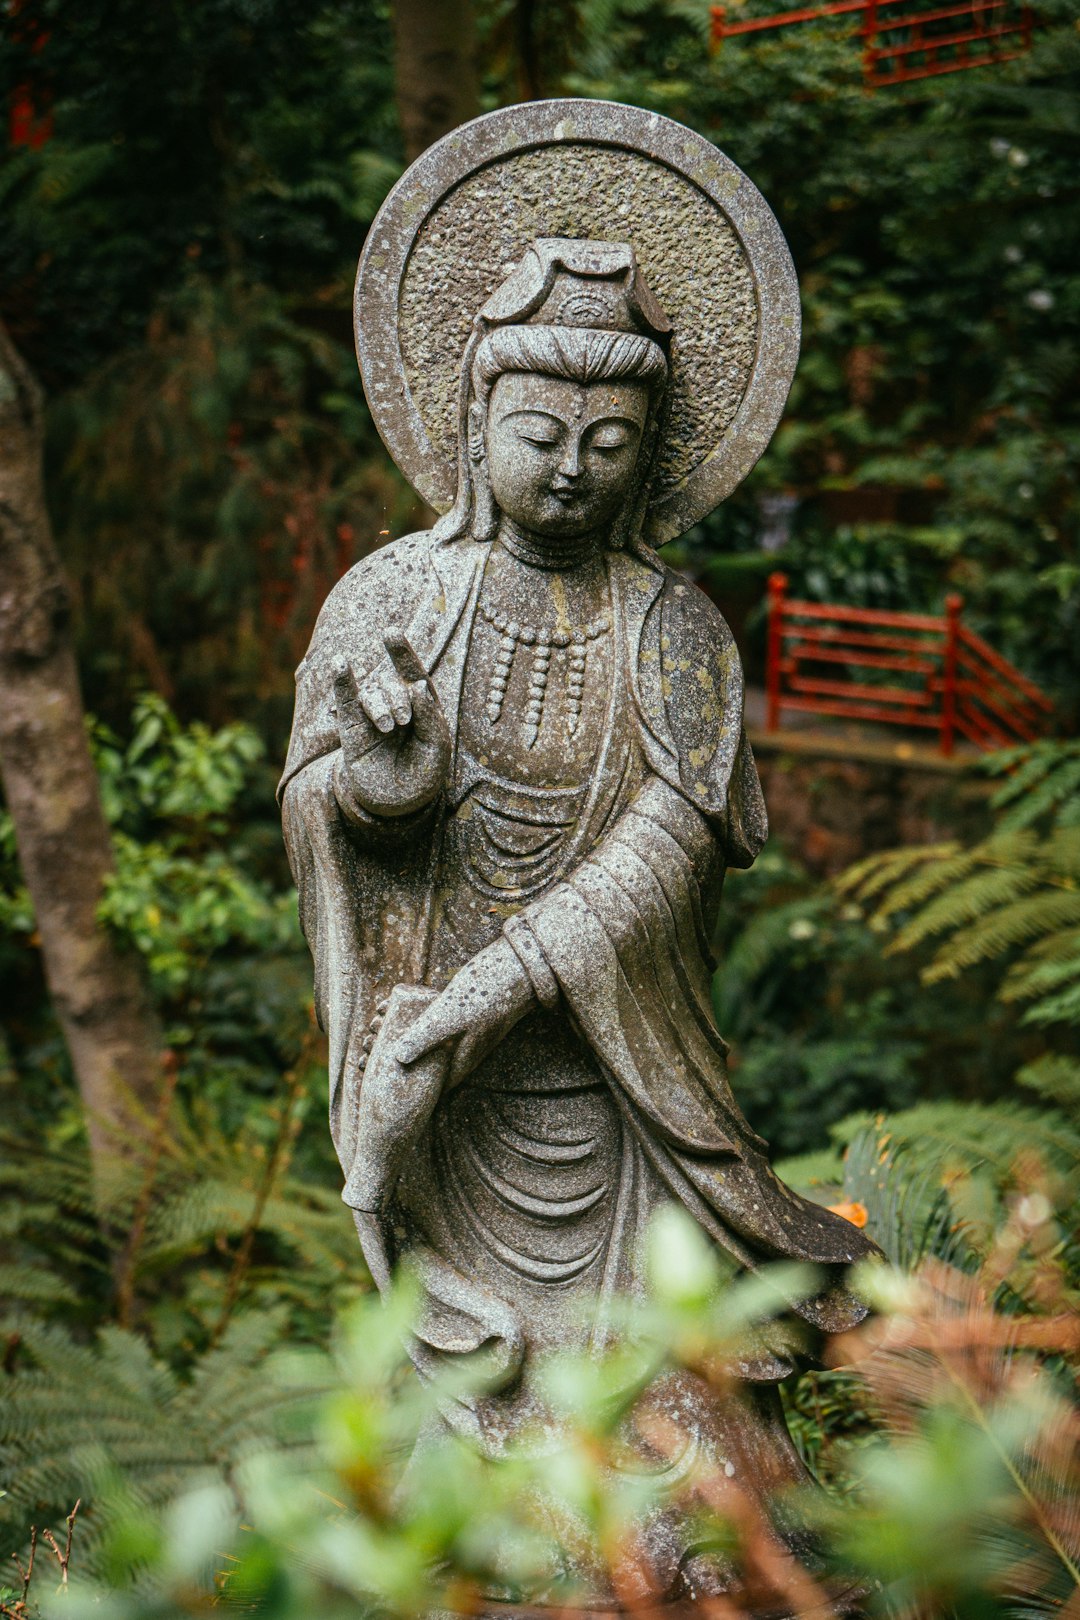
[436,239,672,550]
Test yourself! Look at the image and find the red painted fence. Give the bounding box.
[709,0,1033,86]
[765,573,1053,756]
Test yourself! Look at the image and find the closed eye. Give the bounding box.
[519,431,561,448]
[587,418,639,453]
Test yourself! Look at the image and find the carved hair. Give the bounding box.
[473,326,667,392]
[434,323,670,548]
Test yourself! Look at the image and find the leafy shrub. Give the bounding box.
[5,1174,1076,1620]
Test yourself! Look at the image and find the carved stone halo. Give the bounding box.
[354,99,801,547]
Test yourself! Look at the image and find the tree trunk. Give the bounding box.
[390,0,481,163]
[0,320,162,1191]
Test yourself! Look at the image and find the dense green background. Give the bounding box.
[1,4,1078,1611]
[3,0,1078,735]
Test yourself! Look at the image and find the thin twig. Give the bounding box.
[11,1525,36,1605]
[62,1501,80,1576]
[41,1500,80,1589]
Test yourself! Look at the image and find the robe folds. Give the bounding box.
[281,529,878,1433]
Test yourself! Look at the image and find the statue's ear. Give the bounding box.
[467,402,486,463]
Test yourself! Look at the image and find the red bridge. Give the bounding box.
[764,572,1053,757]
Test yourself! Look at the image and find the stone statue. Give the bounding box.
[281,101,877,1606]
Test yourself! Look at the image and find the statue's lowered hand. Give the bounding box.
[395,938,536,1087]
[332,629,451,818]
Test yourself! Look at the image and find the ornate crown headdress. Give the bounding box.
[478,238,672,339]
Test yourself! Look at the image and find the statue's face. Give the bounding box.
[484,372,650,539]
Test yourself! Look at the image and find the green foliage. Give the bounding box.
[0,1311,323,1583]
[52,278,418,730]
[0,1052,365,1569]
[0,0,399,382]
[86,696,292,1005]
[713,845,1025,1157]
[4,0,1078,719]
[1,694,312,1105]
[838,742,1080,1105]
[0,1,417,728]
[839,1099,1080,1279]
[564,3,1080,707]
[2,8,1079,1613]
[3,1191,1077,1620]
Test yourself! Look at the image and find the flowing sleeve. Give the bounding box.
[510,772,880,1333]
[278,536,441,1173]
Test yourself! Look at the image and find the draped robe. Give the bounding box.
[280,528,877,1445]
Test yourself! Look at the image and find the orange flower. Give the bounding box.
[827,1199,868,1229]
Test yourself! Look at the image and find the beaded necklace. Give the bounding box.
[479,603,611,747]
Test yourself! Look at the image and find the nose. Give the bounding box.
[555,435,583,482]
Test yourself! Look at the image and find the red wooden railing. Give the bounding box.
[709,0,1033,86]
[765,573,1053,756]
[9,0,52,152]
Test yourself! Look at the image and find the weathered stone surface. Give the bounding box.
[282,100,877,1608]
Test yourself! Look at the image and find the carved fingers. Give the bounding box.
[396,938,536,1085]
[331,629,451,819]
[332,658,379,764]
[382,630,449,749]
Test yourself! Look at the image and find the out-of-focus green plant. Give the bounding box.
[51,278,418,732]
[0,695,313,1132]
[5,1175,1074,1620]
[713,844,1028,1159]
[838,741,1080,1110]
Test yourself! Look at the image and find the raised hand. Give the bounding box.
[332,628,451,818]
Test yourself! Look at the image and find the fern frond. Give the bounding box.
[1018,983,1080,1027]
[1009,927,1080,969]
[1015,1054,1080,1109]
[0,1310,323,1578]
[0,1265,79,1307]
[1043,826,1080,879]
[920,893,1080,981]
[888,859,1044,954]
[989,741,1080,832]
[838,1101,1080,1270]
[871,843,1007,921]
[1002,935,1080,1022]
[841,1117,954,1269]
[834,842,961,905]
